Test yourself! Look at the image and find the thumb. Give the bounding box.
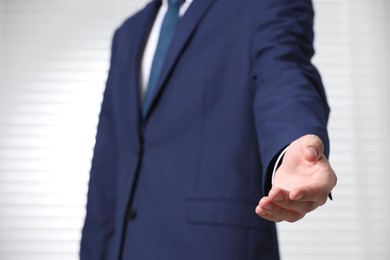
[301,135,324,163]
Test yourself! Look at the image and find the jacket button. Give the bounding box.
[126,208,137,220]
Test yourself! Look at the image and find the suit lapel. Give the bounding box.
[143,0,218,119]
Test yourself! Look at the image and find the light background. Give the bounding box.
[0,0,389,259]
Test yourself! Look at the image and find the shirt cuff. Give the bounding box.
[271,146,289,184]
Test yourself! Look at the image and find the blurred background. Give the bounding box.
[0,0,389,259]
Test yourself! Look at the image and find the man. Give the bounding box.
[80,0,337,259]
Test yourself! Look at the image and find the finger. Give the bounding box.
[302,135,324,162]
[256,208,284,222]
[256,202,305,223]
[269,188,300,208]
[268,188,296,208]
[257,196,274,211]
[268,188,318,214]
[268,187,289,202]
[256,210,283,222]
[290,185,329,205]
[302,146,318,162]
[256,198,282,221]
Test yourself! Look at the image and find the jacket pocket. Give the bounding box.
[186,197,274,230]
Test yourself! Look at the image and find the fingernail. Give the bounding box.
[264,204,273,211]
[294,193,304,200]
[273,193,283,202]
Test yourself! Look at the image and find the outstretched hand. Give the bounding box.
[255,134,337,222]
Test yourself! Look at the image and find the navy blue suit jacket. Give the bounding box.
[80,0,330,259]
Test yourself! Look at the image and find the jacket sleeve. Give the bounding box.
[250,0,330,194]
[80,29,120,260]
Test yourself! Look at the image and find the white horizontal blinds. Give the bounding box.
[349,1,390,259]
[0,0,4,85]
[277,1,390,260]
[0,1,144,260]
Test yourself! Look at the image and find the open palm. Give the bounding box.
[256,135,337,222]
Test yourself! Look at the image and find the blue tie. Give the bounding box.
[143,0,185,116]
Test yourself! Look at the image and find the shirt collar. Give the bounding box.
[162,0,193,5]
